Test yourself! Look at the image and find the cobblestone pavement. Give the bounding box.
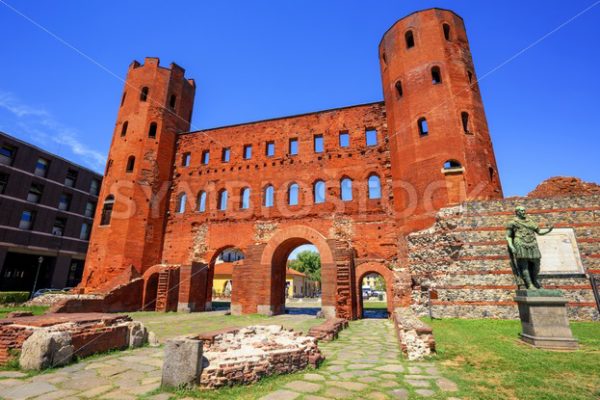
[259,319,460,400]
[0,319,460,399]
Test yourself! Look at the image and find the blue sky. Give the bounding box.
[1,1,599,196]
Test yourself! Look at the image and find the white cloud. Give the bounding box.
[0,91,106,172]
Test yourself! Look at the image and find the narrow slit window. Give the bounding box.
[468,70,474,84]
[182,152,191,167]
[489,167,495,182]
[202,150,210,165]
[198,191,207,212]
[240,188,250,209]
[177,193,187,213]
[395,80,403,97]
[243,145,252,160]
[461,112,470,133]
[121,121,128,137]
[126,156,135,172]
[264,185,274,207]
[169,94,177,110]
[314,180,325,204]
[443,23,451,41]
[405,30,415,48]
[341,178,353,201]
[100,195,114,225]
[140,87,149,102]
[148,122,157,138]
[418,118,429,136]
[218,190,228,211]
[432,67,442,84]
[288,183,299,206]
[120,91,127,107]
[222,148,230,162]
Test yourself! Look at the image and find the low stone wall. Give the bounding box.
[162,325,323,389]
[392,308,435,361]
[0,313,147,369]
[308,318,349,341]
[407,195,600,321]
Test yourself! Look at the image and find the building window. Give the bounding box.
[120,121,128,137]
[443,160,463,170]
[222,148,230,162]
[65,169,78,187]
[395,80,403,97]
[27,183,43,203]
[340,178,353,201]
[266,141,275,157]
[0,145,16,166]
[431,67,442,84]
[405,30,415,48]
[169,94,177,110]
[468,70,474,85]
[202,150,210,165]
[443,23,451,40]
[489,167,496,182]
[52,217,67,236]
[368,175,382,199]
[288,183,299,206]
[58,193,72,211]
[314,135,324,153]
[461,112,470,133]
[289,138,298,155]
[100,195,114,225]
[89,179,100,196]
[0,172,8,194]
[339,132,350,147]
[418,118,429,136]
[264,185,274,207]
[121,91,127,107]
[148,122,157,138]
[243,145,252,160]
[240,187,250,209]
[84,201,96,218]
[19,210,35,230]
[126,156,135,173]
[182,152,191,167]
[177,193,187,213]
[34,158,50,177]
[218,190,228,211]
[80,222,91,240]
[140,87,149,102]
[365,129,377,146]
[314,180,325,204]
[197,191,207,212]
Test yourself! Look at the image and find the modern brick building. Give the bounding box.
[0,131,102,292]
[74,8,598,320]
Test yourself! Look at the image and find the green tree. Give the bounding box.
[288,251,321,282]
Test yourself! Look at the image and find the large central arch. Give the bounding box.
[231,225,355,319]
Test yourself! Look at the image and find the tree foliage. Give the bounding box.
[288,251,321,282]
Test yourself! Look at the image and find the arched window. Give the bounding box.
[405,30,415,48]
[368,175,382,199]
[418,118,429,136]
[264,185,274,207]
[197,191,207,212]
[218,190,228,211]
[148,122,157,138]
[120,121,128,137]
[395,80,403,97]
[120,92,127,107]
[100,195,114,226]
[288,183,299,206]
[314,180,325,204]
[467,70,474,85]
[443,23,451,41]
[240,187,250,209]
[443,160,462,170]
[140,87,149,102]
[169,94,177,110]
[177,193,187,213]
[431,67,442,84]
[126,156,135,173]
[461,112,470,133]
[340,178,353,201]
[489,167,496,182]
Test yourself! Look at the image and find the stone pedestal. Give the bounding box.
[514,289,578,350]
[161,337,203,388]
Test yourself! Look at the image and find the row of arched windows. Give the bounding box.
[175,175,383,214]
[404,22,452,50]
[416,111,471,137]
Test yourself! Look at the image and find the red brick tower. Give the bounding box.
[379,8,502,231]
[81,58,195,291]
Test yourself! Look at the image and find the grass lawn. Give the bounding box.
[363,300,387,309]
[0,305,48,319]
[429,318,600,400]
[128,311,322,341]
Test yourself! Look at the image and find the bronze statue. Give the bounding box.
[505,206,554,289]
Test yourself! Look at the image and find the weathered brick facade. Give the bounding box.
[76,8,598,321]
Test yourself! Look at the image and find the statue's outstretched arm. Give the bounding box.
[538,225,554,236]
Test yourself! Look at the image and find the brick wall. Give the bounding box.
[407,195,600,321]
